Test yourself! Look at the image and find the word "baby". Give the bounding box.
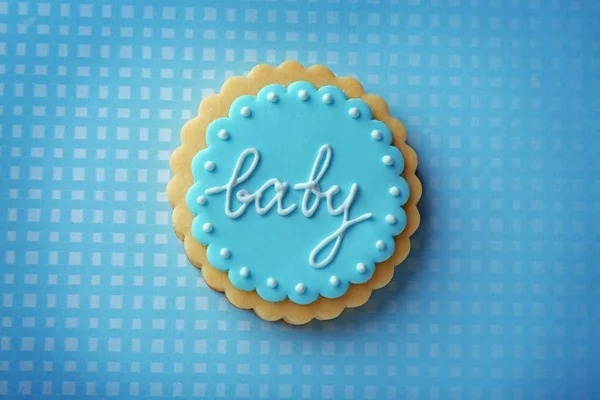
[205,145,372,268]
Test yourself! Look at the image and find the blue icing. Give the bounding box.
[185,82,410,305]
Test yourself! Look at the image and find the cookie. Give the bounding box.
[167,61,421,324]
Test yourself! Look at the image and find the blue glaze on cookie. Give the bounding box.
[185,82,410,305]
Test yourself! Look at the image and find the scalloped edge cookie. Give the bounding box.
[167,61,422,324]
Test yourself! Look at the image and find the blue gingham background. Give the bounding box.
[1,1,599,399]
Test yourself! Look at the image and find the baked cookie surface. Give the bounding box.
[168,61,421,324]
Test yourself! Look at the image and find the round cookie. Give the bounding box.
[167,61,421,324]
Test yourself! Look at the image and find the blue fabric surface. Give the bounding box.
[0,0,599,399]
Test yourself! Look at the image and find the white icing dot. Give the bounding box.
[220,248,230,259]
[240,106,251,117]
[240,267,249,278]
[295,283,306,294]
[382,155,394,165]
[385,214,396,224]
[274,181,283,191]
[322,93,333,104]
[266,92,278,102]
[356,263,367,273]
[196,195,206,205]
[376,240,385,250]
[202,223,212,233]
[236,189,250,198]
[267,277,277,288]
[390,186,400,196]
[204,161,215,171]
[349,107,360,118]
[329,276,340,287]
[371,130,382,140]
[298,90,309,101]
[217,129,229,140]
